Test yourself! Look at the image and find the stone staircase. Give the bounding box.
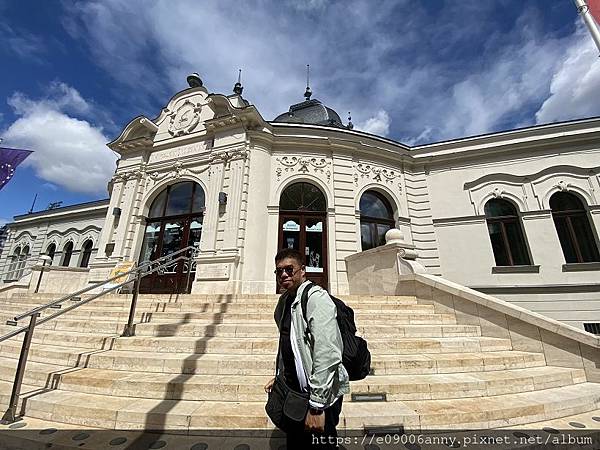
[0,290,599,436]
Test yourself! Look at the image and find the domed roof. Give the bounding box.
[273,98,344,128]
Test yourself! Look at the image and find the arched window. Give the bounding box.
[279,182,327,212]
[550,192,600,263]
[359,190,395,251]
[17,245,30,278]
[484,198,531,266]
[61,241,74,267]
[7,247,21,280]
[79,240,93,268]
[148,181,205,218]
[46,243,56,265]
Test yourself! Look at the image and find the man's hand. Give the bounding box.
[264,377,275,393]
[304,409,325,433]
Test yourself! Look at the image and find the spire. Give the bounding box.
[347,112,354,130]
[304,64,312,100]
[233,69,243,95]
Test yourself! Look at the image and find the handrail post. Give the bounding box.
[1,312,39,424]
[122,271,141,337]
[185,248,194,293]
[34,257,51,294]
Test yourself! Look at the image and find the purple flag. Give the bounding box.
[0,147,33,191]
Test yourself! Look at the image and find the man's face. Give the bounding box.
[275,257,306,292]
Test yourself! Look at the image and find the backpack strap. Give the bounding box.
[300,281,316,331]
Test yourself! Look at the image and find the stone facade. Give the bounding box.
[1,80,599,330]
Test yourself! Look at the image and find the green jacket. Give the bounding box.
[274,280,350,409]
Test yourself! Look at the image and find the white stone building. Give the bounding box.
[2,75,599,331]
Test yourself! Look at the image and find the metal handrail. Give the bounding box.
[10,245,197,323]
[0,244,198,424]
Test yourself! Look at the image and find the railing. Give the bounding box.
[0,245,199,424]
[0,254,41,282]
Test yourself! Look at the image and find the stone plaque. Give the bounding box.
[149,142,208,164]
[197,263,230,280]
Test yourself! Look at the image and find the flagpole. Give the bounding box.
[574,0,600,54]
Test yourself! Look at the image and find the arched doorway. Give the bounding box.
[278,182,328,289]
[139,181,205,293]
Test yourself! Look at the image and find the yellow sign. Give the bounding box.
[109,261,136,284]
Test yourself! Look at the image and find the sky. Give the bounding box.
[1,0,599,225]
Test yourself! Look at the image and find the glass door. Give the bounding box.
[278,213,328,290]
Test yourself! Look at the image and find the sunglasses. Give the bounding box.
[274,265,302,277]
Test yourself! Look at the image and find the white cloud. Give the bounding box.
[0,22,47,64]
[535,27,600,124]
[356,110,391,136]
[64,1,595,146]
[2,83,116,194]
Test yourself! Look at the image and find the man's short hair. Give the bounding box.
[275,248,305,266]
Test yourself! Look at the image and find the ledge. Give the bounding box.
[32,265,90,273]
[562,262,600,272]
[492,265,540,274]
[404,273,600,348]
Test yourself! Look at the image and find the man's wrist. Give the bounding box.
[309,407,324,415]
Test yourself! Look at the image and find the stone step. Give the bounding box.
[0,295,422,310]
[2,315,460,338]
[0,340,546,375]
[0,358,584,402]
[0,303,437,323]
[127,323,481,338]
[109,335,512,354]
[2,381,599,430]
[1,334,511,356]
[6,293,417,303]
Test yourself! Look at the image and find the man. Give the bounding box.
[264,248,349,449]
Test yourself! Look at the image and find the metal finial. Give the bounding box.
[233,68,243,95]
[304,64,312,100]
[347,112,354,130]
[187,73,203,88]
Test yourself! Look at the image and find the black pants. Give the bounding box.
[285,397,343,450]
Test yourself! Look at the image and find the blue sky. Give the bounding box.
[1,0,599,224]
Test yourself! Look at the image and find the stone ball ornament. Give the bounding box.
[385,228,405,245]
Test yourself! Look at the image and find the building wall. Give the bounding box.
[2,82,599,331]
[424,136,600,329]
[0,202,106,282]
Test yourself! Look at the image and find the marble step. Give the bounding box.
[0,358,584,402]
[0,342,546,375]
[127,323,481,338]
[0,303,437,323]
[0,335,512,359]
[2,381,599,430]
[108,335,512,354]
[2,315,459,337]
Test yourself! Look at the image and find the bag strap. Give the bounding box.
[274,291,290,378]
[300,281,316,334]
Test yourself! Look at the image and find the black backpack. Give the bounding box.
[301,282,371,381]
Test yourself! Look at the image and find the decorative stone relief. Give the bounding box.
[556,180,573,192]
[353,162,402,193]
[491,187,506,198]
[210,147,249,164]
[275,156,332,182]
[148,160,210,182]
[167,99,202,137]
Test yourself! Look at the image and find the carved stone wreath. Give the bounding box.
[168,100,202,137]
[275,156,331,182]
